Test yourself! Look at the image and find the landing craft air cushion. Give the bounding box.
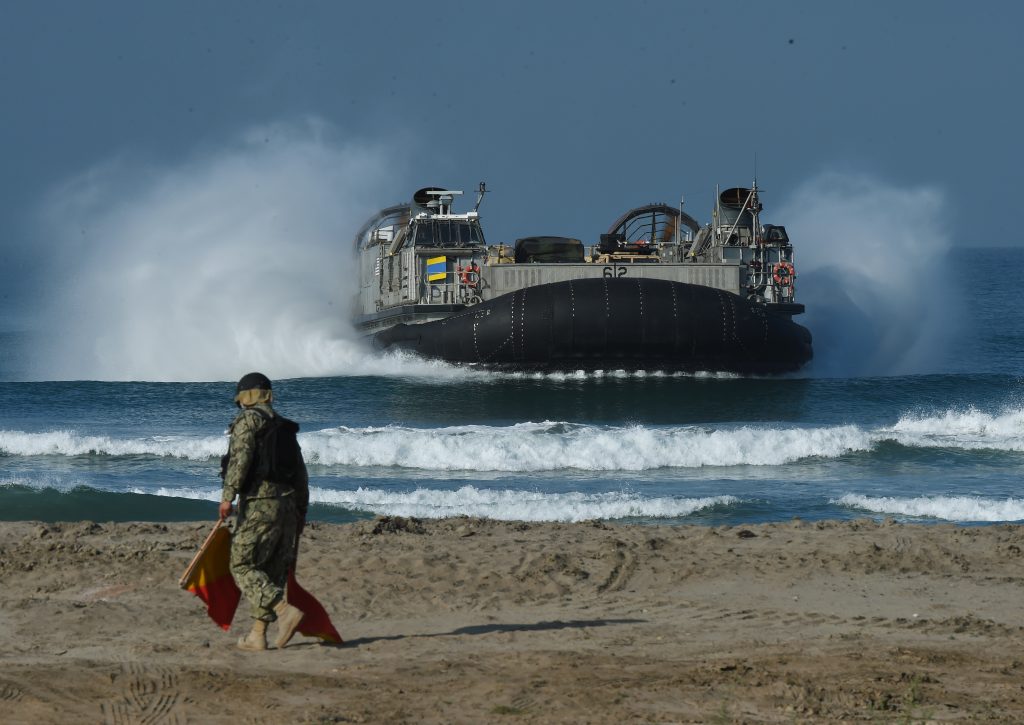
[353,183,812,373]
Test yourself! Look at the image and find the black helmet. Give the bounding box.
[236,372,272,393]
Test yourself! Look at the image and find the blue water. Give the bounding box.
[2,249,1021,525]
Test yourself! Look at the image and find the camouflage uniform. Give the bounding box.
[222,402,310,623]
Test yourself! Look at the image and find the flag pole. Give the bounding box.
[178,519,226,589]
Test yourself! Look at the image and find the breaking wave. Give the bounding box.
[311,487,738,521]
[3,405,1021,470]
[5,479,738,522]
[0,430,225,459]
[835,494,1024,522]
[301,422,873,470]
[887,407,1024,450]
[133,484,738,522]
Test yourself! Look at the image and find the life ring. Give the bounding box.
[459,261,480,288]
[772,261,795,286]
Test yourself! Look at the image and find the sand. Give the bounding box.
[2,517,1024,723]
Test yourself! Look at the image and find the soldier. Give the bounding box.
[219,372,310,651]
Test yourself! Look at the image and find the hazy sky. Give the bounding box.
[1,0,1021,326]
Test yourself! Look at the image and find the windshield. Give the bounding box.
[762,225,790,244]
[514,237,585,263]
[413,220,485,248]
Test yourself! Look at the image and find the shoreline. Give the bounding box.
[2,517,1024,722]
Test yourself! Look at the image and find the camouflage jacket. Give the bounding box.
[221,403,309,515]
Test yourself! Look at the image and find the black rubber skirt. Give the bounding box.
[372,278,812,373]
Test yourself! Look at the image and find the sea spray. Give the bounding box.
[28,120,470,382]
[778,172,957,377]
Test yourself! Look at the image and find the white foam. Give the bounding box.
[310,485,738,522]
[0,473,103,493]
[0,429,225,459]
[0,476,223,499]
[132,486,222,501]
[4,405,1022,470]
[491,369,743,382]
[101,481,743,522]
[101,483,741,521]
[302,421,873,470]
[836,494,1024,522]
[885,407,1024,451]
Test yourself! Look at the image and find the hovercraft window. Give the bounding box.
[514,236,585,263]
[761,225,790,244]
[414,221,485,248]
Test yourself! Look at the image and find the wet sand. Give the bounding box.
[2,517,1024,723]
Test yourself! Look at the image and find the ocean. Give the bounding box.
[1,248,1021,526]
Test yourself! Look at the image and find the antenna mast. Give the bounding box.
[677,194,684,247]
[474,181,488,212]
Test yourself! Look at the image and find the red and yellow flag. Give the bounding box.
[180,522,342,644]
[179,524,241,630]
[287,569,344,644]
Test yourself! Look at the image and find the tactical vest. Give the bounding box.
[220,409,303,492]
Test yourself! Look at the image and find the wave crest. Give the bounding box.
[3,405,1021,471]
[836,494,1024,522]
[134,484,737,522]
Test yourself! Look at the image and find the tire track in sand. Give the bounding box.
[0,681,23,702]
[100,661,183,725]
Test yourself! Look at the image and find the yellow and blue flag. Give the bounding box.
[426,256,448,284]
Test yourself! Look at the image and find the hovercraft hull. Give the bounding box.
[373,277,812,373]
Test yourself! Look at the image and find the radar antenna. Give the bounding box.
[423,189,463,215]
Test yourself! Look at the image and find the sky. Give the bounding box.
[0,0,1021,332]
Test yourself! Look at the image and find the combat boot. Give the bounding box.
[236,619,267,651]
[273,600,305,649]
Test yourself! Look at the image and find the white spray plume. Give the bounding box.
[29,120,470,382]
[778,172,957,377]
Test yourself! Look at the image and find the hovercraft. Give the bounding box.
[353,183,812,373]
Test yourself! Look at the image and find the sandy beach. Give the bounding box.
[2,517,1024,723]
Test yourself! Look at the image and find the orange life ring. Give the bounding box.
[459,261,480,288]
[772,261,795,286]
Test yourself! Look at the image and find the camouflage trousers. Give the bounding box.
[230,494,298,622]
